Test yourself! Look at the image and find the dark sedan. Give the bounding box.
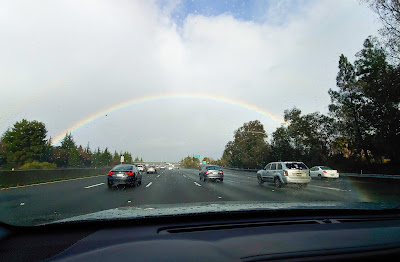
[199,165,224,182]
[107,164,142,188]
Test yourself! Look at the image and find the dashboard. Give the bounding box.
[1,209,400,261]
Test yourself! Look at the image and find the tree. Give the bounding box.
[123,152,133,164]
[92,148,102,167]
[180,156,200,168]
[100,148,112,166]
[365,0,400,61]
[0,139,7,168]
[329,53,373,164]
[354,37,400,163]
[77,145,92,167]
[279,108,334,166]
[222,120,270,169]
[112,151,120,165]
[60,133,76,152]
[68,147,81,167]
[1,119,50,167]
[270,126,294,162]
[50,147,68,167]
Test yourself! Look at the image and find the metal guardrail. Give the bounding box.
[222,168,400,179]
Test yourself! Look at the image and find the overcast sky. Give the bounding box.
[0,0,380,162]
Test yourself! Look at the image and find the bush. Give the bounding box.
[20,161,57,170]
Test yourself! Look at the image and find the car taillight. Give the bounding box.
[205,170,208,174]
[219,170,224,174]
[283,170,288,176]
[126,171,134,176]
[323,171,327,173]
[108,171,115,176]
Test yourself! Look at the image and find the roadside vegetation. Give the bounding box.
[0,122,139,170]
[184,32,400,174]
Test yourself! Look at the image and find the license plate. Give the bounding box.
[117,173,125,177]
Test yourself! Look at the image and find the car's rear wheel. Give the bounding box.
[107,180,113,189]
[318,174,322,179]
[257,175,264,185]
[274,177,282,188]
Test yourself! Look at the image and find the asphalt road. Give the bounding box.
[1,168,400,226]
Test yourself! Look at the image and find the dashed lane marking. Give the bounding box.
[84,183,105,189]
[194,182,202,187]
[146,182,153,188]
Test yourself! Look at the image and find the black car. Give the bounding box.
[199,165,224,182]
[107,164,142,188]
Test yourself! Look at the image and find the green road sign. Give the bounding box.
[195,155,200,158]
[202,161,207,165]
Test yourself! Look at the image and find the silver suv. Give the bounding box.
[257,161,311,188]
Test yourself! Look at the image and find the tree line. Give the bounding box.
[219,36,399,173]
[0,120,141,170]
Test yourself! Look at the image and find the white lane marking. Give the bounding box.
[218,196,222,199]
[194,182,202,187]
[183,175,186,177]
[309,185,349,192]
[20,202,25,206]
[84,183,105,189]
[157,175,160,178]
[146,182,153,188]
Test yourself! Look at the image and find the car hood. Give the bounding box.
[51,201,400,225]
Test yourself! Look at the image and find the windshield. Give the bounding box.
[1,0,400,226]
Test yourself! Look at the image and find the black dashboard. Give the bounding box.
[1,209,400,261]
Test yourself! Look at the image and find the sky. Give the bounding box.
[0,0,381,162]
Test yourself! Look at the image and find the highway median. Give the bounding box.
[0,168,110,189]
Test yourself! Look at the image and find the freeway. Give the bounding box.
[1,168,400,226]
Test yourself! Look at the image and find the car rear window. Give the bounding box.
[321,166,333,170]
[206,166,220,170]
[112,165,133,171]
[285,163,308,170]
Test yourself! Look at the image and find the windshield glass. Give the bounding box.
[1,0,400,226]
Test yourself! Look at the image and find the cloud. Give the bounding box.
[0,0,380,161]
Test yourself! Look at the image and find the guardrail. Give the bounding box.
[222,167,400,179]
[0,168,110,188]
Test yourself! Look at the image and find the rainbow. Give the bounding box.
[51,93,285,145]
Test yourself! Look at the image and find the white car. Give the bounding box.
[257,161,311,188]
[136,164,145,172]
[146,166,157,174]
[310,166,339,179]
